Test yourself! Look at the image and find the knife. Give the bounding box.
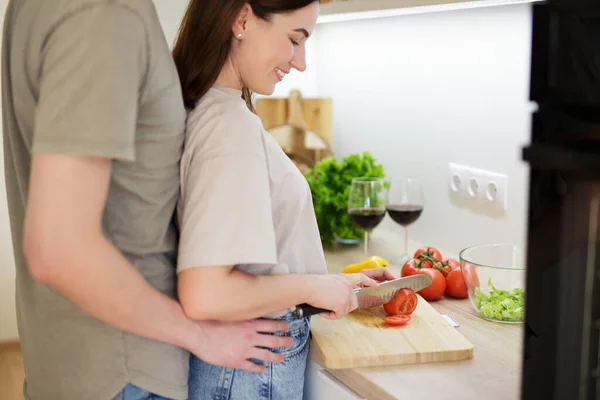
[293,274,432,318]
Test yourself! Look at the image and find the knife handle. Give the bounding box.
[294,304,331,318]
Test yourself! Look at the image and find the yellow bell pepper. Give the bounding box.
[342,256,389,274]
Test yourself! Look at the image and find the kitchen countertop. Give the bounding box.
[317,228,525,400]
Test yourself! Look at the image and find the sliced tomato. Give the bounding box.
[445,268,468,299]
[401,259,420,277]
[383,315,411,326]
[383,288,418,316]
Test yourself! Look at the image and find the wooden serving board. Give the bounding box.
[309,295,474,369]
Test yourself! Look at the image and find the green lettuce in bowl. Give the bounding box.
[475,278,525,323]
[460,243,526,324]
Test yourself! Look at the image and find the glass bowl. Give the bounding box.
[459,244,526,324]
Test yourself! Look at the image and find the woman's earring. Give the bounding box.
[237,33,242,38]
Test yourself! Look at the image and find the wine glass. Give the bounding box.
[347,177,389,256]
[386,177,425,264]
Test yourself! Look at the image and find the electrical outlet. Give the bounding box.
[449,163,508,211]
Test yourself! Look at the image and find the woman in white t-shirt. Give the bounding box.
[171,1,394,399]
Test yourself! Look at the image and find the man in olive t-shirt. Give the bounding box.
[1,1,291,399]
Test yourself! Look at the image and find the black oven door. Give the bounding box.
[523,2,600,399]
[521,142,600,400]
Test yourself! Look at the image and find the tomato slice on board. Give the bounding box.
[383,288,418,316]
[383,315,411,326]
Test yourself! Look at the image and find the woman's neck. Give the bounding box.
[215,58,243,90]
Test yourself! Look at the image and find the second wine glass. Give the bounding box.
[347,177,389,255]
[386,177,425,264]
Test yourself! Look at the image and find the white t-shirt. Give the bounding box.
[177,86,327,303]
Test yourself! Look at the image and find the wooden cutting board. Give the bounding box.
[309,295,474,369]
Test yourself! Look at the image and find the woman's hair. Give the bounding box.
[172,0,317,112]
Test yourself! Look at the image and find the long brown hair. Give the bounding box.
[172,0,318,112]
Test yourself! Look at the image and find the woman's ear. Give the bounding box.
[232,3,252,38]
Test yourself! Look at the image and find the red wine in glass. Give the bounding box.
[387,178,425,264]
[348,208,387,231]
[386,204,423,226]
[347,177,389,255]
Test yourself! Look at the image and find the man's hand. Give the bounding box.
[191,319,293,373]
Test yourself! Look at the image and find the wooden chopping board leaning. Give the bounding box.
[255,89,332,174]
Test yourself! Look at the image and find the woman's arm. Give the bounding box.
[179,266,359,321]
[179,266,305,320]
[178,266,384,321]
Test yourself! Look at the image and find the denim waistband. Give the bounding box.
[262,307,297,320]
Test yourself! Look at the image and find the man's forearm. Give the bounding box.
[33,234,198,352]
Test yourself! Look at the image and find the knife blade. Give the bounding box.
[293,274,432,318]
[354,274,432,309]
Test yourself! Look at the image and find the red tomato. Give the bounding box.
[401,259,420,277]
[383,315,411,326]
[415,268,446,301]
[441,258,460,275]
[462,262,480,289]
[445,269,468,299]
[414,247,443,268]
[383,288,418,316]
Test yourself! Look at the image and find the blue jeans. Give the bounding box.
[188,312,311,400]
[113,384,173,400]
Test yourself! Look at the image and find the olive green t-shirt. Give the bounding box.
[2,1,188,399]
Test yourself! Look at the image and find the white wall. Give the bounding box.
[311,4,533,260]
[152,0,190,48]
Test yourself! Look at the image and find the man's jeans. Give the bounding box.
[113,384,173,400]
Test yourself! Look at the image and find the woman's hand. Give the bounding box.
[341,267,397,289]
[307,274,358,320]
[340,272,378,289]
[360,267,397,283]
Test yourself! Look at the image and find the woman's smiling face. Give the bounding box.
[230,2,319,95]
